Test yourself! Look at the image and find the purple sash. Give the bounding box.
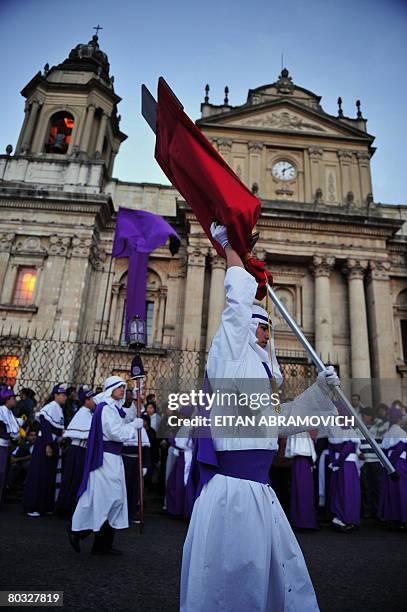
[216,450,275,484]
[103,441,123,455]
[77,401,125,499]
[185,371,276,517]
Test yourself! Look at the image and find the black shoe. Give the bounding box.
[108,548,123,556]
[67,526,81,553]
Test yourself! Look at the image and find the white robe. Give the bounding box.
[181,266,336,612]
[71,401,140,532]
[63,406,92,444]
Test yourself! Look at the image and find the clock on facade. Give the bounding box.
[272,160,297,181]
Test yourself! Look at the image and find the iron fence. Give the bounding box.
[0,331,318,407]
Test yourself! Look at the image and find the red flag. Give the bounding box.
[154,77,272,299]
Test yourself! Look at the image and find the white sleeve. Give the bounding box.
[208,266,257,367]
[278,382,337,436]
[102,408,139,443]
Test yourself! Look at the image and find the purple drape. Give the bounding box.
[112,207,180,340]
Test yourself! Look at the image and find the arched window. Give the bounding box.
[45,111,74,154]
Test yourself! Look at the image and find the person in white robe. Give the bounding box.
[69,376,143,555]
[0,387,21,505]
[56,386,96,517]
[180,224,340,612]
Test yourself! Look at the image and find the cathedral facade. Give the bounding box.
[1,36,406,403]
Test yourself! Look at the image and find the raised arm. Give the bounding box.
[207,224,257,370]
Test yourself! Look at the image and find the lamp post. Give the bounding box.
[128,315,146,532]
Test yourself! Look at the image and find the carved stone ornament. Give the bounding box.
[312,254,335,278]
[209,249,226,270]
[71,236,92,257]
[248,140,264,152]
[0,233,15,252]
[356,152,370,163]
[187,246,207,267]
[14,236,45,254]
[245,112,325,132]
[48,235,71,256]
[308,146,324,158]
[343,259,368,280]
[217,138,232,152]
[368,260,391,281]
[89,244,106,270]
[337,149,353,160]
[276,68,295,95]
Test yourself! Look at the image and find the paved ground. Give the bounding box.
[1,495,406,612]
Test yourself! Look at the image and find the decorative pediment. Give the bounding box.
[199,100,371,139]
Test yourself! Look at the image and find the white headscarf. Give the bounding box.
[249,305,283,388]
[94,375,127,408]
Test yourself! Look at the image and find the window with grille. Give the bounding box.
[12,267,37,306]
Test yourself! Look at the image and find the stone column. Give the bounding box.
[162,260,183,348]
[0,234,15,296]
[248,141,263,192]
[107,284,120,342]
[80,104,96,154]
[356,152,373,206]
[206,250,226,351]
[312,254,335,362]
[182,246,207,350]
[16,103,31,154]
[155,287,167,346]
[22,100,41,153]
[343,259,371,378]
[95,112,109,156]
[337,150,353,205]
[303,148,312,202]
[308,147,323,200]
[217,138,232,164]
[366,260,399,402]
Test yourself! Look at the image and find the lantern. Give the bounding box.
[128,315,146,349]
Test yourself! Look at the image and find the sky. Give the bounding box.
[1,0,406,204]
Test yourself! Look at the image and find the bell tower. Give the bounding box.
[11,33,126,184]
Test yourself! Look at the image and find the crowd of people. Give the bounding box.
[0,382,164,527]
[0,382,406,541]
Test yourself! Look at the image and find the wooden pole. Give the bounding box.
[135,376,145,533]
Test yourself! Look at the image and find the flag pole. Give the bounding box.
[266,284,396,476]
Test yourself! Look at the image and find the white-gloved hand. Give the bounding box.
[210,222,229,249]
[133,380,144,395]
[317,365,340,389]
[133,417,144,429]
[142,467,147,477]
[328,462,340,472]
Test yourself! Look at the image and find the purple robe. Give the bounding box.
[379,441,407,522]
[166,442,187,517]
[0,445,9,505]
[328,441,361,526]
[23,416,62,514]
[290,456,318,529]
[56,445,86,517]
